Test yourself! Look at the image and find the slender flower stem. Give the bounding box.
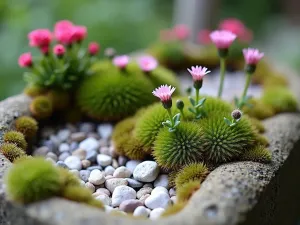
[218,57,226,98]
[241,72,252,101]
[195,88,200,114]
[179,109,185,119]
[166,108,174,126]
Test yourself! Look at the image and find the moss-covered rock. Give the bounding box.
[3,131,27,150]
[240,145,272,163]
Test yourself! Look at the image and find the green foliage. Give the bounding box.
[261,87,298,113]
[24,85,47,98]
[175,163,208,188]
[76,62,156,121]
[199,111,257,163]
[5,157,61,203]
[177,180,200,203]
[30,96,53,119]
[153,122,205,169]
[162,202,186,217]
[240,145,272,163]
[3,131,27,150]
[15,116,38,139]
[243,98,275,120]
[0,143,26,162]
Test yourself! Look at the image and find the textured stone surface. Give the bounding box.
[0,65,300,225]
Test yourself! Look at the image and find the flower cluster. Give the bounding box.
[18,20,100,91]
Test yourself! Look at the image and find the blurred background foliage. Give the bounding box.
[0,0,298,100]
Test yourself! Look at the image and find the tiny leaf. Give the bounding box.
[224,117,232,126]
[189,96,196,106]
[188,107,196,114]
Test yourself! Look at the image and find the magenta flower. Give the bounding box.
[72,25,87,42]
[197,29,212,45]
[88,42,100,56]
[173,24,190,40]
[18,53,32,68]
[187,66,210,81]
[209,30,237,49]
[152,85,176,103]
[113,55,130,69]
[53,44,65,56]
[28,29,52,48]
[54,20,75,45]
[138,56,158,72]
[243,48,264,65]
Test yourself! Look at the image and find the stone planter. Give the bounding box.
[1,65,300,225]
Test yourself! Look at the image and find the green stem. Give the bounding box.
[180,109,185,119]
[195,88,200,114]
[167,108,174,126]
[241,72,252,101]
[218,58,226,98]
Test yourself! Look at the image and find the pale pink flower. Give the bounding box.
[72,25,87,42]
[173,24,190,40]
[88,42,100,56]
[18,53,32,67]
[28,29,52,47]
[152,85,176,102]
[53,44,65,56]
[219,18,252,43]
[160,29,175,42]
[209,30,237,49]
[138,56,158,72]
[243,48,264,65]
[54,20,75,45]
[197,29,212,45]
[113,55,130,69]
[187,66,210,81]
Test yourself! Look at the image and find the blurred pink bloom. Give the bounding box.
[53,44,65,56]
[73,25,87,42]
[138,55,158,72]
[113,55,130,69]
[209,30,237,49]
[28,29,52,47]
[197,29,212,45]
[88,42,100,55]
[40,46,49,55]
[187,66,210,81]
[152,85,176,102]
[239,28,253,43]
[160,29,175,42]
[243,48,264,65]
[18,53,32,67]
[54,20,75,45]
[173,24,190,40]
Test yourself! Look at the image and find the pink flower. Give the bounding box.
[243,48,264,65]
[28,29,52,48]
[18,53,32,68]
[88,42,100,56]
[187,66,210,81]
[152,85,176,102]
[138,56,158,72]
[73,25,87,42]
[197,29,212,45]
[53,44,65,56]
[159,29,175,42]
[54,20,75,45]
[40,46,49,55]
[113,55,130,69]
[209,30,237,49]
[173,24,190,40]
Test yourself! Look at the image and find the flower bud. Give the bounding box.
[88,42,100,56]
[53,44,65,58]
[176,99,184,110]
[231,109,242,120]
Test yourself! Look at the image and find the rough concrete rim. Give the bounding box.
[0,65,300,225]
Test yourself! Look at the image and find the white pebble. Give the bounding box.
[154,174,169,189]
[85,182,95,193]
[125,160,141,173]
[151,187,169,195]
[79,137,99,152]
[105,178,128,193]
[104,166,115,176]
[145,192,171,209]
[97,154,112,167]
[169,188,176,197]
[59,143,70,152]
[133,161,159,182]
[96,188,111,197]
[150,208,165,220]
[171,196,177,204]
[113,166,132,178]
[133,206,150,218]
[111,185,136,207]
[97,124,113,139]
[64,156,82,170]
[96,194,111,206]
[88,169,105,185]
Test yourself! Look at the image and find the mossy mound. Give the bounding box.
[0,143,26,162]
[240,145,271,163]
[175,163,209,188]
[5,157,62,203]
[24,85,47,97]
[248,117,265,133]
[162,202,186,217]
[177,180,200,203]
[47,90,70,111]
[263,73,288,88]
[15,116,38,139]
[261,87,298,113]
[153,122,205,169]
[30,96,53,119]
[3,131,27,150]
[199,111,257,163]
[77,62,156,121]
[59,168,81,187]
[123,138,148,160]
[243,98,275,120]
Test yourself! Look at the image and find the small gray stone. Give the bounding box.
[69,142,79,152]
[70,169,80,177]
[139,194,150,205]
[169,188,176,197]
[133,161,159,182]
[112,159,119,168]
[151,187,168,195]
[50,135,61,149]
[154,174,169,189]
[126,178,143,188]
[137,187,153,199]
[70,132,86,142]
[105,178,128,193]
[87,165,102,171]
[143,183,154,188]
[118,156,128,166]
[125,160,141,173]
[171,196,177,204]
[85,182,95,193]
[119,199,143,213]
[104,166,115,176]
[79,170,91,182]
[97,124,113,139]
[150,208,165,220]
[65,124,77,133]
[133,206,150,218]
[56,161,69,169]
[111,185,136,207]
[57,129,70,142]
[59,143,70,152]
[81,159,91,169]
[72,148,87,160]
[96,194,111,206]
[79,122,95,133]
[99,146,110,155]
[145,192,171,209]
[79,137,99,152]
[43,139,56,152]
[46,152,58,162]
[87,132,100,140]
[64,156,82,170]
[33,146,49,156]
[113,166,132,178]
[86,150,97,162]
[95,188,111,197]
[97,154,112,167]
[105,175,114,180]
[41,127,55,138]
[58,152,71,161]
[88,169,105,185]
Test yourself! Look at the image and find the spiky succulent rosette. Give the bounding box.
[77,62,156,121]
[30,96,53,119]
[153,122,205,169]
[0,143,26,162]
[243,98,275,120]
[199,111,257,163]
[240,145,271,163]
[3,131,27,150]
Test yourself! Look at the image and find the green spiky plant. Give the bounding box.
[261,87,298,113]
[3,131,27,150]
[240,145,271,163]
[175,163,209,188]
[255,134,269,147]
[153,122,205,169]
[247,117,265,133]
[162,202,187,217]
[0,143,26,162]
[177,180,200,203]
[5,157,62,203]
[15,116,38,139]
[30,96,53,119]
